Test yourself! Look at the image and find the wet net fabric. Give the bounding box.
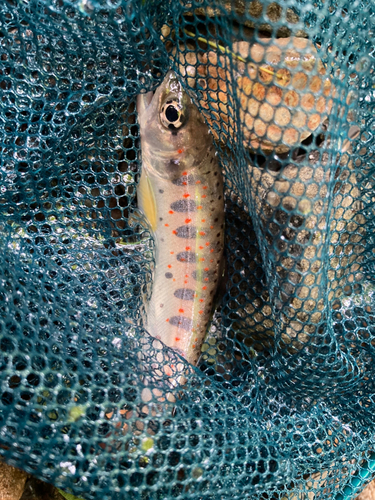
[0,0,374,499]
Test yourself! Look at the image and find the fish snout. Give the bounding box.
[137,90,154,119]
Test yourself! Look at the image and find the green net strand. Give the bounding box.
[0,0,374,499]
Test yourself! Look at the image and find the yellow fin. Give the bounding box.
[137,169,157,232]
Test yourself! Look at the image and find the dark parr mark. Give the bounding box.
[177,251,196,263]
[174,288,195,300]
[169,316,193,331]
[170,199,196,212]
[172,174,196,186]
[192,269,216,282]
[165,272,173,279]
[175,226,196,239]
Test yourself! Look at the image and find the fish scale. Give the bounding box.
[137,71,224,371]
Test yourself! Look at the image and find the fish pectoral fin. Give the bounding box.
[137,170,157,233]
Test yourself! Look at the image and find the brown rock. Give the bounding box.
[0,461,28,500]
[192,37,335,152]
[20,476,65,500]
[356,478,375,500]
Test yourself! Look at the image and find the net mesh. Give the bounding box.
[0,0,374,498]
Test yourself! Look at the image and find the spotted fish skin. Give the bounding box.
[137,71,224,366]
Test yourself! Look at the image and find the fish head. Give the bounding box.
[137,70,213,180]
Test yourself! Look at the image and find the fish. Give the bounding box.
[137,70,224,374]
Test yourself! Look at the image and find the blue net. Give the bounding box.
[0,0,374,499]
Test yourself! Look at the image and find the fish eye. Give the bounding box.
[166,105,179,122]
[160,100,186,130]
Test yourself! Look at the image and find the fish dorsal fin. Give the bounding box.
[137,169,157,233]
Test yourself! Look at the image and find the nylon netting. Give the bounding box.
[0,0,374,499]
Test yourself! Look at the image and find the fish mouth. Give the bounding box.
[140,90,154,106]
[137,90,154,118]
[137,71,182,119]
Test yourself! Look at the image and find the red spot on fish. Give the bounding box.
[185,274,189,278]
[202,286,207,290]
[182,171,187,175]
[178,149,184,154]
[165,223,169,227]
[183,193,190,198]
[192,344,196,348]
[172,230,177,234]
[210,259,214,263]
[179,309,184,313]
[170,251,174,254]
[173,279,176,282]
[169,210,174,214]
[204,267,209,271]
[197,205,202,209]
[199,299,204,303]
[210,225,214,229]
[175,337,180,341]
[186,246,191,251]
[168,265,172,268]
[196,180,201,184]
[184,280,188,284]
[185,218,191,224]
[166,318,169,322]
[204,278,209,282]
[210,248,214,253]
[194,293,198,297]
[198,310,203,314]
[206,242,210,246]
[202,194,206,198]
[180,258,186,262]
[199,246,204,250]
[201,219,206,222]
[182,182,187,185]
[199,258,205,262]
[199,231,206,236]
[203,186,208,190]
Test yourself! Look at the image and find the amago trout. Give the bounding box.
[137,70,224,370]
